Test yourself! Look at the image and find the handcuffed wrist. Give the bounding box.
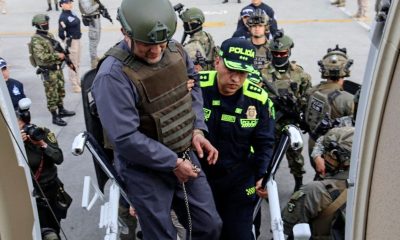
[192,129,204,137]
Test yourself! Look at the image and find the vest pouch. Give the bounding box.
[282,191,306,236]
[28,42,38,68]
[150,93,195,153]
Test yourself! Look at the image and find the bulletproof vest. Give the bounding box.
[109,43,195,153]
[28,33,59,68]
[252,41,270,71]
[306,82,343,133]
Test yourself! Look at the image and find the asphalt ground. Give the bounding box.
[0,0,376,239]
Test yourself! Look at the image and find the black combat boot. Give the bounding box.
[237,0,241,3]
[46,3,52,11]
[58,106,76,118]
[222,0,228,3]
[51,111,67,126]
[294,176,303,192]
[55,3,59,11]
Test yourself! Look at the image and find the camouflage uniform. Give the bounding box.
[184,30,216,70]
[282,126,354,239]
[262,61,312,178]
[30,32,66,112]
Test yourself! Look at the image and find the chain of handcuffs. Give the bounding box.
[178,149,201,240]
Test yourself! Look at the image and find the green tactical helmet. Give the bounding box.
[117,0,177,44]
[269,34,294,52]
[247,9,269,27]
[180,7,205,34]
[32,14,49,27]
[318,45,354,79]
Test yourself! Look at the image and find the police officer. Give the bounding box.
[16,101,71,240]
[58,0,82,93]
[29,14,76,126]
[247,9,271,71]
[282,126,354,239]
[232,6,255,39]
[262,33,312,191]
[91,0,222,239]
[180,7,216,72]
[199,37,275,239]
[1,57,26,110]
[305,45,354,164]
[79,0,101,68]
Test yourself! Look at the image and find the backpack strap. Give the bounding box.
[317,188,347,218]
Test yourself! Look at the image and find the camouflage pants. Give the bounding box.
[276,121,305,177]
[88,17,101,62]
[42,69,65,112]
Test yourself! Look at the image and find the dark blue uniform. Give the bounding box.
[58,10,81,40]
[6,78,26,109]
[199,71,275,240]
[236,2,278,36]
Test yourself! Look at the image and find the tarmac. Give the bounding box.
[0,0,376,239]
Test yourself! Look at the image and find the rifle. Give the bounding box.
[95,0,113,24]
[252,125,303,240]
[41,34,76,72]
[262,79,309,132]
[173,3,187,44]
[193,49,214,69]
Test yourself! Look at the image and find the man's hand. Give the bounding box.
[58,53,65,60]
[173,158,200,183]
[192,130,218,165]
[314,155,326,176]
[256,178,268,199]
[187,78,195,92]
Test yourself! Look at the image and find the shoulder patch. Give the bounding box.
[243,80,268,104]
[47,132,57,144]
[199,71,216,87]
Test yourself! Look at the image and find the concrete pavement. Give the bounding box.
[0,0,375,239]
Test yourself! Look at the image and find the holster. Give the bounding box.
[37,68,50,81]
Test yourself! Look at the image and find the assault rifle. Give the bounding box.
[95,0,113,24]
[41,34,76,72]
[262,80,309,132]
[193,50,213,69]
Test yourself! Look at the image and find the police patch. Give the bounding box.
[47,132,57,144]
[246,105,257,119]
[287,202,296,213]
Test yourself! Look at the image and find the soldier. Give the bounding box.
[199,37,275,239]
[262,33,312,191]
[180,7,216,71]
[29,14,76,126]
[282,126,354,239]
[247,9,271,71]
[305,45,354,168]
[79,0,101,68]
[58,0,82,93]
[46,0,59,11]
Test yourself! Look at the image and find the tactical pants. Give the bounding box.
[205,162,256,240]
[356,0,369,16]
[0,0,6,12]
[47,0,58,4]
[88,17,101,63]
[286,147,305,177]
[123,151,222,240]
[43,69,65,112]
[68,39,81,88]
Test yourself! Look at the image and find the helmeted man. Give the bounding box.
[237,0,278,36]
[180,7,216,71]
[79,0,101,68]
[282,126,354,239]
[247,9,271,71]
[305,45,354,167]
[29,14,76,126]
[91,0,222,239]
[262,33,312,191]
[199,37,275,239]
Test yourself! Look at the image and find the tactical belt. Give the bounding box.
[83,14,100,19]
[39,64,61,71]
